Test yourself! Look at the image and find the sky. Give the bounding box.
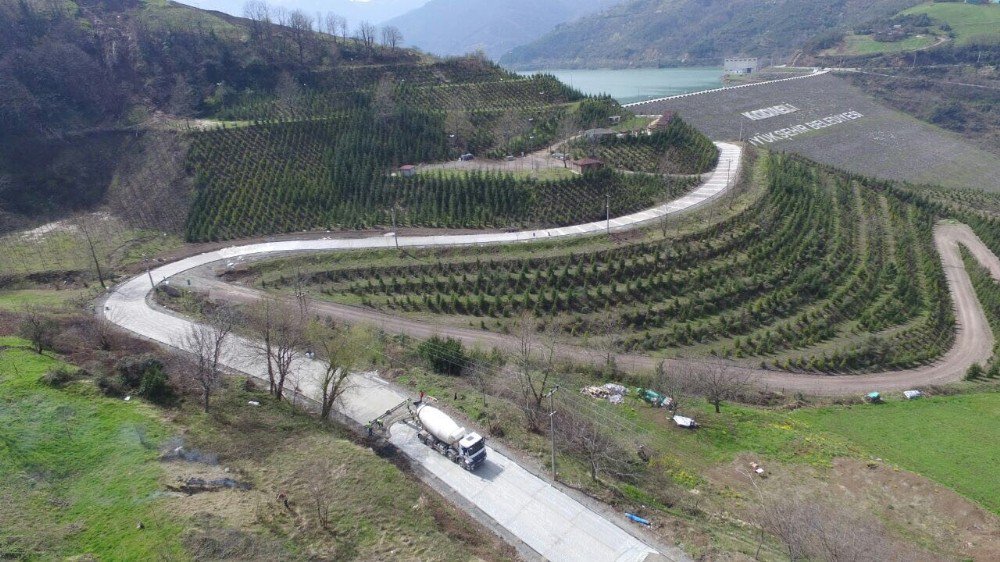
[177,0,430,25]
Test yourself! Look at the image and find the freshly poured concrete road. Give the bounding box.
[104,143,739,562]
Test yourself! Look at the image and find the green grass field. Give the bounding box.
[904,2,1000,45]
[0,335,506,560]
[0,221,182,277]
[793,393,1000,514]
[0,338,183,559]
[0,289,93,311]
[834,33,939,55]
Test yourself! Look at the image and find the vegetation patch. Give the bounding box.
[0,340,183,559]
[903,2,1000,45]
[793,393,1000,514]
[260,153,954,373]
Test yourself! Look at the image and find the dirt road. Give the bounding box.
[185,222,998,397]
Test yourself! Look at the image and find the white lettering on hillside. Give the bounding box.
[748,111,864,147]
[741,103,800,121]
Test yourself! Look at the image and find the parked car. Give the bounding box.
[460,153,474,161]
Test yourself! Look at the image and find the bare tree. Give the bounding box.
[287,9,313,64]
[756,492,911,561]
[558,407,640,483]
[300,459,347,529]
[508,314,559,432]
[652,360,691,413]
[371,74,397,124]
[272,5,288,27]
[337,17,349,43]
[275,71,302,115]
[311,325,369,419]
[19,306,59,354]
[698,364,751,413]
[355,21,376,55]
[324,13,345,41]
[182,308,235,412]
[73,215,106,289]
[243,0,272,53]
[168,73,196,118]
[494,109,529,154]
[590,314,621,376]
[380,25,403,51]
[246,297,306,400]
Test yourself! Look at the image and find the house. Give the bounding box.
[583,128,615,142]
[574,158,604,172]
[399,165,416,177]
[724,57,760,76]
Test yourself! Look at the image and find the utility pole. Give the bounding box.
[545,385,560,482]
[143,254,155,289]
[391,206,399,250]
[605,194,611,236]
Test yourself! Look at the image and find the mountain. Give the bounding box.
[178,0,430,25]
[387,0,619,59]
[501,0,923,68]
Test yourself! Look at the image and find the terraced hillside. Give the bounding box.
[629,73,1000,191]
[185,63,719,241]
[253,153,955,374]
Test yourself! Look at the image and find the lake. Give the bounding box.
[519,67,724,105]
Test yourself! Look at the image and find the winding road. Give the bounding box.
[102,138,1000,560]
[104,143,741,562]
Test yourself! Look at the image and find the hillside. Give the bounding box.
[179,0,429,25]
[0,0,725,267]
[387,0,618,59]
[0,0,419,230]
[500,0,923,68]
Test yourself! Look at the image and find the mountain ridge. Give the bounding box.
[387,0,619,59]
[501,0,923,68]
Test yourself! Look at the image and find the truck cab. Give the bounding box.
[458,432,487,470]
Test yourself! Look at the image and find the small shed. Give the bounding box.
[399,164,416,177]
[609,115,622,124]
[574,158,605,173]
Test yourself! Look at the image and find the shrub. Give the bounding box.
[418,335,468,376]
[138,364,177,407]
[40,367,77,388]
[965,363,984,381]
[988,362,1000,379]
[116,355,164,390]
[97,373,126,397]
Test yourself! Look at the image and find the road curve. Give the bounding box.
[102,143,743,562]
[189,222,998,397]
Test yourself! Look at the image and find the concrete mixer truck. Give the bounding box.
[367,396,487,471]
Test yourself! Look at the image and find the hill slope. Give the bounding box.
[387,0,618,59]
[501,0,922,68]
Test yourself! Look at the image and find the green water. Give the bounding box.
[519,67,724,104]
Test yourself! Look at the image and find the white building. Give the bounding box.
[724,57,760,75]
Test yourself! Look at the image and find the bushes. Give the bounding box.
[137,364,177,406]
[100,355,178,406]
[418,336,468,376]
[40,367,79,388]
